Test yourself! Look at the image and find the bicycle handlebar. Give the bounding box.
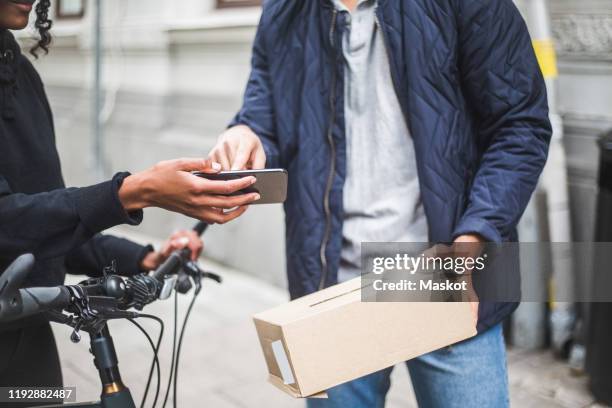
[193,221,208,236]
[0,222,211,324]
[152,222,208,281]
[152,251,184,282]
[0,254,71,323]
[18,286,72,318]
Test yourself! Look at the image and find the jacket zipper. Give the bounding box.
[319,8,339,290]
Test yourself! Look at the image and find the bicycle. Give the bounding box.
[0,222,220,408]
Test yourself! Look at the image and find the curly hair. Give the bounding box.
[30,0,52,58]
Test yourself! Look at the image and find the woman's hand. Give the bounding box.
[140,229,204,271]
[118,158,260,224]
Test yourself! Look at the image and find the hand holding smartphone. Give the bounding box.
[193,169,287,204]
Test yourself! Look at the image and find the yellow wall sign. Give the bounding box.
[533,39,558,79]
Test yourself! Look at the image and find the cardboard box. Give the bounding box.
[253,277,477,398]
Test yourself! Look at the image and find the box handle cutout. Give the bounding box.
[271,340,295,385]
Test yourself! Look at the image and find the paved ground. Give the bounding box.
[53,232,608,408]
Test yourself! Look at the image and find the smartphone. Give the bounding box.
[193,169,288,204]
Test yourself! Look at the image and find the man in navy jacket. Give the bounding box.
[209,0,551,406]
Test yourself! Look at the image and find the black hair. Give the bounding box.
[30,0,52,58]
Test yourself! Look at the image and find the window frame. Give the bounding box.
[216,0,261,9]
[55,0,86,20]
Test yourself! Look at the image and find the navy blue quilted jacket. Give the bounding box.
[231,0,551,331]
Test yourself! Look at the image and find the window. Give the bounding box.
[56,0,85,19]
[217,0,261,8]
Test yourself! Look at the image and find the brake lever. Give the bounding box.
[201,271,222,283]
[179,261,222,296]
[66,285,96,320]
[45,309,74,326]
[44,308,87,343]
[62,289,114,343]
[183,261,221,283]
[69,309,139,343]
[175,272,193,294]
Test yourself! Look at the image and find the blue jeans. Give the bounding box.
[307,324,508,408]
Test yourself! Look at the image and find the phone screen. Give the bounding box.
[193,169,287,204]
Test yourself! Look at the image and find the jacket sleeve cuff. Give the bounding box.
[74,172,144,234]
[103,238,154,277]
[260,138,279,169]
[121,242,154,276]
[452,216,502,243]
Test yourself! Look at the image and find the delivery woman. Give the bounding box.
[0,0,258,397]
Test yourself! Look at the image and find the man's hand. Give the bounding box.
[118,158,260,224]
[208,125,266,170]
[453,233,485,246]
[453,234,484,324]
[140,229,203,271]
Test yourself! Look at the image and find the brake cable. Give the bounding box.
[161,291,179,408]
[173,280,201,408]
[139,314,164,408]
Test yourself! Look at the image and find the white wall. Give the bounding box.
[19,1,288,288]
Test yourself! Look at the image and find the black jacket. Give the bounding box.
[0,30,150,303]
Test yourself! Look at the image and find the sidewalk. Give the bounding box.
[54,255,605,408]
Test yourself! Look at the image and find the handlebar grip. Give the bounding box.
[193,222,208,236]
[151,222,208,281]
[0,286,71,323]
[21,286,72,314]
[152,252,183,281]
